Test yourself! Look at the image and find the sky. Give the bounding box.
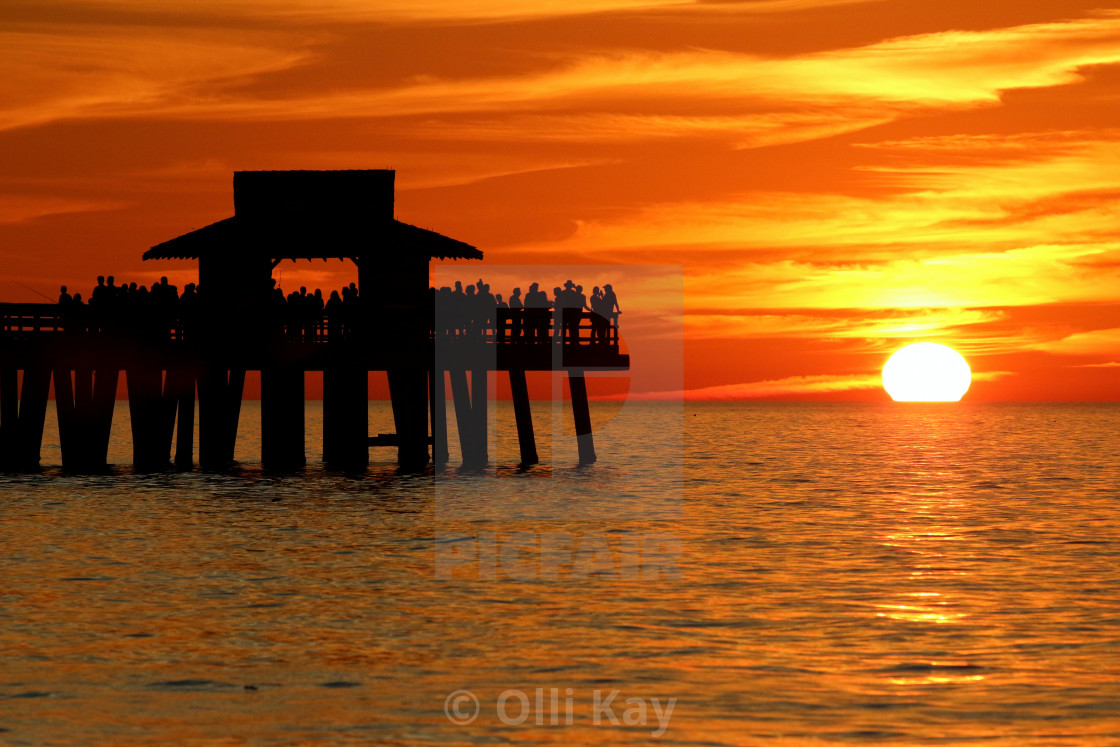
[3,0,1120,400]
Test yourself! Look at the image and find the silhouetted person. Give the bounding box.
[589,286,608,345]
[297,287,311,340]
[603,283,620,341]
[325,290,343,339]
[266,279,285,341]
[574,284,590,345]
[134,284,163,342]
[89,276,107,331]
[102,276,122,334]
[284,289,299,338]
[495,293,508,341]
[557,281,584,343]
[480,282,496,337]
[57,286,73,333]
[464,284,478,338]
[448,280,464,336]
[90,276,106,304]
[525,282,550,343]
[70,293,86,334]
[508,287,523,341]
[342,285,360,338]
[312,289,325,340]
[179,283,199,341]
[433,286,450,339]
[151,276,179,339]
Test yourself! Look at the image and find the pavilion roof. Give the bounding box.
[144,216,481,262]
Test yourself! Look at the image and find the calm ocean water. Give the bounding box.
[2,401,1120,745]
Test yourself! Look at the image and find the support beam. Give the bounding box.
[166,368,195,468]
[508,369,538,465]
[91,369,119,465]
[53,367,114,471]
[261,367,304,468]
[199,367,243,469]
[567,370,596,465]
[15,367,51,468]
[388,368,429,469]
[128,366,169,470]
[0,367,18,460]
[449,369,482,466]
[74,368,93,424]
[226,368,246,460]
[471,369,488,465]
[53,368,77,466]
[323,366,367,467]
[429,368,449,465]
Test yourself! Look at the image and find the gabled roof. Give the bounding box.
[144,216,482,262]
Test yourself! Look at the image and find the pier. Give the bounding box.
[0,170,628,471]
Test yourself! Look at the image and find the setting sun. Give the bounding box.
[882,342,972,402]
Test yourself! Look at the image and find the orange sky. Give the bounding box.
[3,0,1120,400]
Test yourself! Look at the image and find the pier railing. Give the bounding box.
[0,303,621,347]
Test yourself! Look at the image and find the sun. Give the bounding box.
[882,342,971,402]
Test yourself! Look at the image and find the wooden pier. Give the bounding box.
[0,170,629,471]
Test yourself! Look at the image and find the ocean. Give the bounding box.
[2,401,1119,745]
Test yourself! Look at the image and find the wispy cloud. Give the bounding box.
[684,308,1005,342]
[5,13,1118,136]
[17,0,885,24]
[1029,327,1120,356]
[608,368,1014,400]
[0,26,309,131]
[0,194,125,224]
[505,126,1120,314]
[609,373,884,400]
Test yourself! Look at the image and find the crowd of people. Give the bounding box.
[57,276,192,338]
[433,278,621,344]
[55,276,359,341]
[55,276,621,345]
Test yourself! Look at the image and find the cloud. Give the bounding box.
[616,372,885,399]
[403,110,894,149]
[0,26,311,131]
[5,11,1119,139]
[1029,327,1120,356]
[684,308,1004,342]
[0,194,125,224]
[504,128,1120,312]
[606,367,1015,400]
[13,0,885,24]
[516,130,1120,258]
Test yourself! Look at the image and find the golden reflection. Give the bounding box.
[874,605,968,623]
[871,591,970,625]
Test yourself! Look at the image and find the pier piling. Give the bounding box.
[429,368,450,465]
[261,366,305,468]
[323,365,368,467]
[508,369,538,465]
[567,370,597,465]
[199,367,245,469]
[387,368,430,469]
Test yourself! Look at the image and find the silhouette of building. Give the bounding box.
[144,170,480,469]
[0,169,627,472]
